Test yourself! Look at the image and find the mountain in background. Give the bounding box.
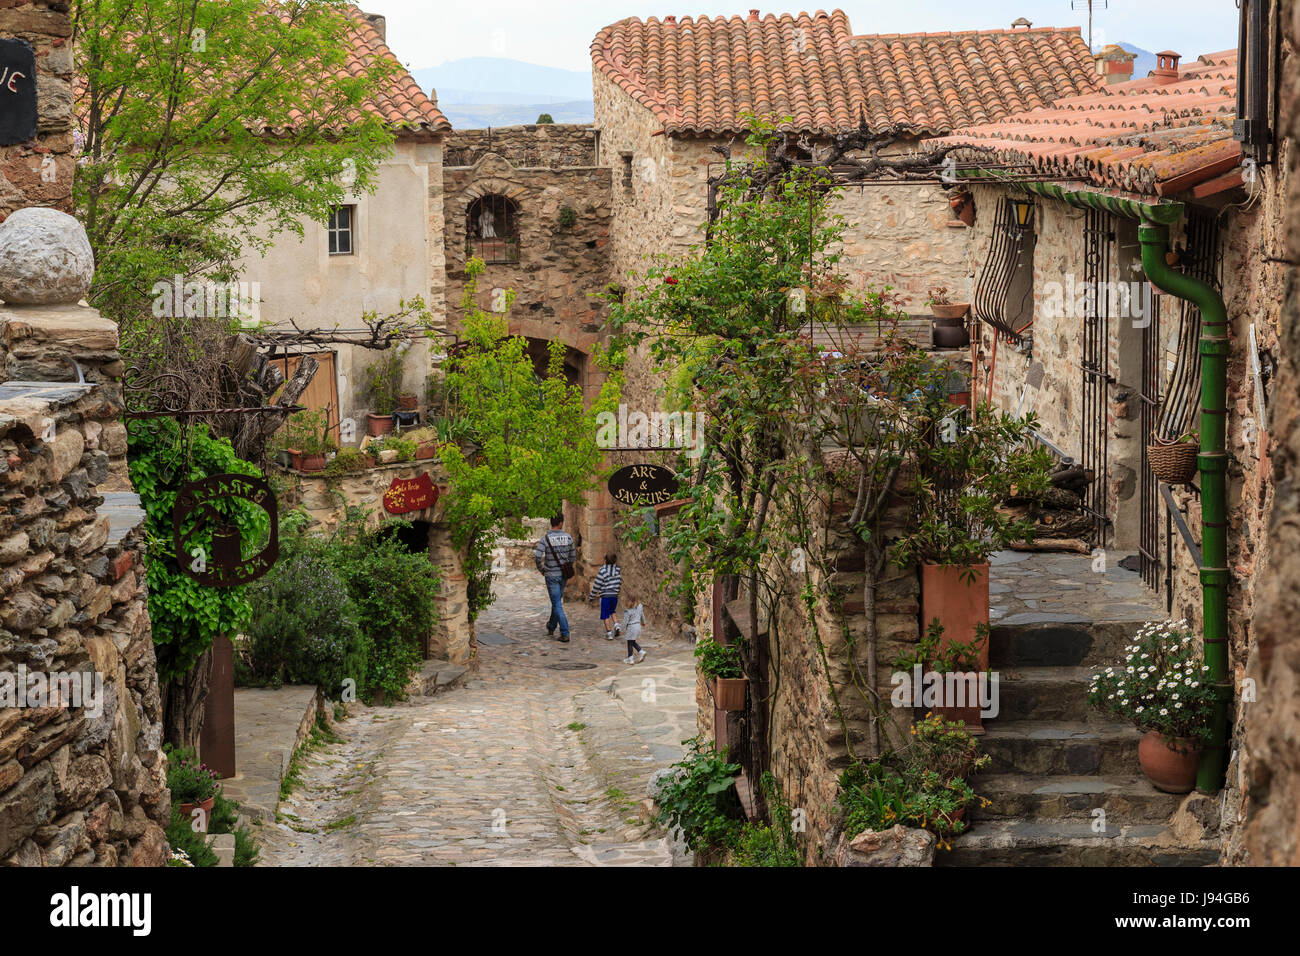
[1116,43,1158,80]
[412,57,594,129]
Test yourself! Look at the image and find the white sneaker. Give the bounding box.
[624,655,636,665]
[635,650,647,663]
[605,630,614,640]
[613,624,621,637]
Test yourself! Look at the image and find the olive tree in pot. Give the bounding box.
[892,407,1052,732]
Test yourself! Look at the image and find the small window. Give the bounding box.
[466,195,520,264]
[328,205,355,255]
[621,152,634,194]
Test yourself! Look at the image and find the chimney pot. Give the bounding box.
[1152,50,1181,85]
[665,15,676,24]
[1011,16,1032,30]
[364,12,386,42]
[749,9,760,20]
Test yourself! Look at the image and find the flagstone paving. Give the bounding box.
[990,550,1165,623]
[258,569,695,866]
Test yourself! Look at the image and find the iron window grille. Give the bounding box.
[974,197,1036,346]
[328,205,355,255]
[467,195,520,264]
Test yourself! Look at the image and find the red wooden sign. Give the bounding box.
[383,473,439,515]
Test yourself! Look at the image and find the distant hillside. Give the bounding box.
[1116,43,1158,80]
[439,101,595,130]
[411,57,594,130]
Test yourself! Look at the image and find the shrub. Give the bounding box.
[694,636,743,680]
[729,773,801,867]
[653,736,744,853]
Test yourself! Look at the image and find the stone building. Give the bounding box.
[1,0,169,867]
[938,35,1291,860]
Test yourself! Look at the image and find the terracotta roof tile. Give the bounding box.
[936,49,1240,196]
[591,11,1101,136]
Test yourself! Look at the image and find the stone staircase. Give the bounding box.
[939,621,1221,867]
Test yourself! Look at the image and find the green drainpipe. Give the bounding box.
[1138,222,1231,793]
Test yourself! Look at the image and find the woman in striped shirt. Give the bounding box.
[588,552,622,640]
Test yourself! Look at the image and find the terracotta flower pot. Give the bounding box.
[177,795,215,831]
[416,442,437,460]
[1138,731,1200,793]
[920,563,991,734]
[287,449,304,470]
[367,413,394,437]
[299,453,327,473]
[712,676,748,711]
[929,303,970,321]
[398,394,418,411]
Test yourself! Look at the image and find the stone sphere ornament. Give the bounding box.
[0,207,96,305]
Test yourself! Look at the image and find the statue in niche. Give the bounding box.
[478,206,497,239]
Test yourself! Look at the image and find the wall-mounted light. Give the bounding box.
[1010,197,1034,230]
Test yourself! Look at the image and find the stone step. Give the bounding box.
[408,658,468,697]
[980,719,1141,776]
[990,621,1148,668]
[938,819,1220,867]
[970,773,1183,823]
[995,666,1093,721]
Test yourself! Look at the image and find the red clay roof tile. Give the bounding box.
[592,10,1100,136]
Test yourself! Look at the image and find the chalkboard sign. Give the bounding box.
[607,464,680,507]
[0,39,38,148]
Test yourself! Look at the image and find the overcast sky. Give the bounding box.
[362,0,1240,74]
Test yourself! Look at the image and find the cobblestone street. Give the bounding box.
[259,569,697,866]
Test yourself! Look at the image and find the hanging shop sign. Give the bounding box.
[607,464,680,506]
[384,473,439,515]
[0,39,37,147]
[173,474,279,587]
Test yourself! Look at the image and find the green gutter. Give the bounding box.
[1138,222,1231,794]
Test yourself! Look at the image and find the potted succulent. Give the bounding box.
[1148,431,1199,485]
[927,287,970,349]
[165,745,220,831]
[1088,620,1215,793]
[695,635,747,711]
[364,351,404,436]
[893,406,1052,722]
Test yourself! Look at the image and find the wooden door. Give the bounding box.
[272,351,339,434]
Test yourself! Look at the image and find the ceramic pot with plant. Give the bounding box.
[926,286,971,322]
[893,619,990,733]
[284,408,338,473]
[695,635,746,711]
[365,350,404,435]
[893,405,1052,710]
[1088,619,1215,793]
[165,745,220,830]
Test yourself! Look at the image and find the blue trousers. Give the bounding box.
[545,576,569,637]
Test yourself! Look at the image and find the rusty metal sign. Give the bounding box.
[607,464,680,507]
[172,473,279,587]
[383,473,439,515]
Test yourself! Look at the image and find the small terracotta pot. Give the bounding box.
[367,413,394,437]
[398,394,418,411]
[178,795,216,831]
[287,449,304,470]
[299,453,327,473]
[930,303,970,320]
[1138,731,1200,793]
[712,676,748,711]
[416,442,437,460]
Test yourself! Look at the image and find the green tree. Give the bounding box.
[73,0,397,328]
[127,419,268,749]
[438,257,621,618]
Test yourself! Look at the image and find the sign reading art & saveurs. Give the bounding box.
[607,464,680,506]
[0,39,38,148]
[384,473,439,515]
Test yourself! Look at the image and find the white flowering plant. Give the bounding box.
[1087,620,1215,744]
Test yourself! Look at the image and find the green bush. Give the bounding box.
[653,736,744,853]
[729,773,801,867]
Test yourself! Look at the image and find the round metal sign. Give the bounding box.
[607,464,680,507]
[172,473,279,588]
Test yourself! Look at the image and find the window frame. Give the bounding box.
[328,205,356,256]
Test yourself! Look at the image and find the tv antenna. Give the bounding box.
[1071,0,1109,51]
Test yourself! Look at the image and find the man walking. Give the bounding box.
[534,514,575,642]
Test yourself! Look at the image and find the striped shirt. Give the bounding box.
[534,530,575,579]
[588,564,622,599]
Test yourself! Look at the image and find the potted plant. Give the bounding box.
[893,620,990,733]
[165,745,220,831]
[364,350,404,436]
[1088,620,1215,793]
[1148,431,1199,485]
[893,406,1052,730]
[926,287,970,349]
[695,635,746,711]
[285,409,337,473]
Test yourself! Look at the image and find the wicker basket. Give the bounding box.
[1148,441,1199,484]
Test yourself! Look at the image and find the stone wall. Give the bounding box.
[0,303,169,867]
[0,1,74,220]
[277,459,473,665]
[1234,0,1300,866]
[445,124,597,169]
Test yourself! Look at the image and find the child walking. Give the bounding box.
[620,592,647,665]
[588,552,623,640]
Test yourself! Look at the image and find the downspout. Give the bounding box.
[1138,221,1231,794]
